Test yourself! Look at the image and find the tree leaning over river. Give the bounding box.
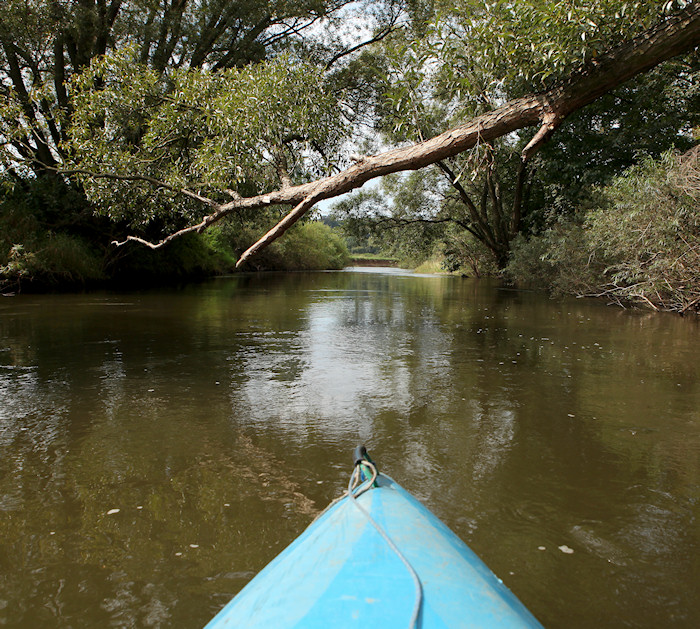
[0,0,399,285]
[66,4,700,267]
[2,2,699,289]
[333,1,699,271]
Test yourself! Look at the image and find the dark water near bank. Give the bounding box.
[1,268,698,628]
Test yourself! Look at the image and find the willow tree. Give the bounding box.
[0,0,404,283]
[22,2,700,266]
[0,0,368,178]
[333,0,699,269]
[67,50,347,232]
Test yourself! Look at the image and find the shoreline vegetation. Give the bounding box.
[1,3,697,314]
[504,148,700,315]
[0,214,351,294]
[334,147,700,315]
[349,254,399,267]
[2,148,698,316]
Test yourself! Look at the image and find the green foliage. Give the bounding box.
[0,0,351,173]
[105,232,236,284]
[0,232,104,289]
[329,188,388,252]
[0,0,364,291]
[3,0,698,291]
[506,216,601,294]
[210,218,350,271]
[0,175,92,236]
[378,1,675,135]
[585,150,700,311]
[531,58,699,219]
[100,215,351,280]
[0,234,104,288]
[507,149,700,312]
[441,227,500,277]
[378,32,445,142]
[0,175,349,290]
[68,50,346,229]
[330,170,450,267]
[366,1,698,274]
[272,221,351,270]
[0,175,104,289]
[435,0,667,101]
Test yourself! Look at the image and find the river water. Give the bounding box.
[0,268,698,628]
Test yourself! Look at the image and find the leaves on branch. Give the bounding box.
[67,49,346,229]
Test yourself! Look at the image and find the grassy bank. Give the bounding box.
[349,253,400,267]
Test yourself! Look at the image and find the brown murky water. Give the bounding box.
[1,268,698,628]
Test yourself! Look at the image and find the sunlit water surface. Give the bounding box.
[0,269,698,628]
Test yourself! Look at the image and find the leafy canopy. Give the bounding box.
[343,0,697,270]
[68,49,346,228]
[380,0,679,136]
[435,0,675,100]
[0,0,360,175]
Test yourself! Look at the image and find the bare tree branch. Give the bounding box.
[324,15,401,71]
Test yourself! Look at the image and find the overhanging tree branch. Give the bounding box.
[47,165,221,209]
[108,4,699,266]
[324,14,401,71]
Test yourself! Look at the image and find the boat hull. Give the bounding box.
[205,474,543,628]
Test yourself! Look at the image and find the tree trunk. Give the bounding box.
[110,5,700,266]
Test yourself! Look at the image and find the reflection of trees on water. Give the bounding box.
[0,274,698,627]
[0,290,322,627]
[231,280,455,438]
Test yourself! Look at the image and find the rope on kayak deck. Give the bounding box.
[347,461,423,629]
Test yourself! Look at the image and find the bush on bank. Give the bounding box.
[0,176,105,291]
[0,176,350,292]
[506,148,700,313]
[207,219,350,272]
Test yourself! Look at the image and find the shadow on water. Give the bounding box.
[0,270,698,627]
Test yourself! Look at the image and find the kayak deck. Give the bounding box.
[205,471,543,628]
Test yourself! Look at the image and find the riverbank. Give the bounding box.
[350,256,399,267]
[0,219,351,294]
